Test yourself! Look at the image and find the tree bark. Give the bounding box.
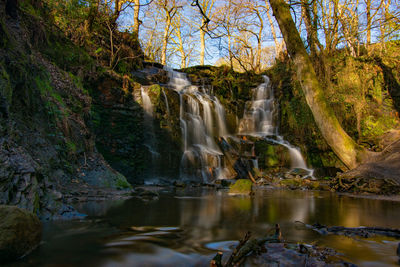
[200,18,206,65]
[268,0,367,169]
[161,7,173,66]
[265,0,281,59]
[161,16,171,65]
[132,0,141,40]
[366,0,371,45]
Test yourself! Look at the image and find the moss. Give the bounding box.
[0,64,12,103]
[0,20,9,48]
[65,140,77,153]
[280,177,302,187]
[34,74,52,96]
[149,84,161,94]
[229,179,253,195]
[114,173,132,189]
[33,192,40,214]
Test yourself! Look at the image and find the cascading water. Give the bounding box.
[238,76,313,176]
[161,88,170,117]
[165,68,230,182]
[141,87,159,158]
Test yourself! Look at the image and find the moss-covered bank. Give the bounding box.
[267,42,400,176]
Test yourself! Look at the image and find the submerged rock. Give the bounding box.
[138,190,159,200]
[289,168,311,177]
[229,179,253,195]
[0,205,42,263]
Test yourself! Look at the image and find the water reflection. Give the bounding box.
[18,188,400,266]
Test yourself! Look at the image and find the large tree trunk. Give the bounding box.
[161,15,171,65]
[200,18,206,65]
[268,0,367,169]
[265,0,281,59]
[132,0,140,40]
[366,0,371,45]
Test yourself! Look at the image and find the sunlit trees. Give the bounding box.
[268,0,369,169]
[43,0,400,68]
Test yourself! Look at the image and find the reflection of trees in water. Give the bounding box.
[104,189,400,245]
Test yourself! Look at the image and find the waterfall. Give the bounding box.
[238,76,313,177]
[161,88,170,117]
[213,97,229,136]
[141,87,159,158]
[160,68,312,182]
[239,76,276,136]
[165,68,229,183]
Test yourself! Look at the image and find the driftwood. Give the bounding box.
[296,221,400,238]
[212,224,282,267]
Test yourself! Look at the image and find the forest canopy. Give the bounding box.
[34,0,400,71]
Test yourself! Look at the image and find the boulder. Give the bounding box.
[229,179,253,195]
[0,205,42,262]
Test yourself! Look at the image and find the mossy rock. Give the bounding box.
[0,206,42,263]
[229,179,253,195]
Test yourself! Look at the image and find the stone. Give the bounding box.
[220,179,235,188]
[229,179,253,195]
[138,190,159,200]
[173,181,186,188]
[0,205,42,262]
[289,168,310,177]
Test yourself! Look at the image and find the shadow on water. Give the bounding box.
[16,188,400,267]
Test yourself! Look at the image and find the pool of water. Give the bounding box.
[14,188,400,266]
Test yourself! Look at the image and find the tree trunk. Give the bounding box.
[268,0,367,169]
[176,25,186,68]
[265,0,281,59]
[161,15,171,65]
[200,18,206,65]
[366,0,371,45]
[132,0,140,40]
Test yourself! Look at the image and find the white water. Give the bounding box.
[161,88,170,117]
[165,67,230,182]
[141,87,159,158]
[238,76,313,176]
[162,68,312,180]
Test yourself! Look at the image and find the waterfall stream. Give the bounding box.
[141,87,159,158]
[238,76,313,176]
[145,69,313,182]
[166,67,230,182]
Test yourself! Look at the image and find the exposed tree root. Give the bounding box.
[331,176,400,195]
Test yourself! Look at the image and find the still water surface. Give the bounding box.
[18,188,400,266]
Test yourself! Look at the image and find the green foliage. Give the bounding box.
[362,115,398,139]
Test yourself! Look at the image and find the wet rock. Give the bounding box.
[397,242,400,256]
[80,155,132,189]
[229,179,253,195]
[138,190,159,200]
[219,179,235,188]
[173,181,186,188]
[0,145,43,213]
[290,168,311,177]
[245,242,354,266]
[0,205,42,262]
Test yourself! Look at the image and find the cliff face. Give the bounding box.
[0,1,130,219]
